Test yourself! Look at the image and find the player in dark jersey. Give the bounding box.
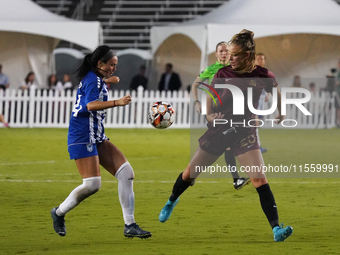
[192,41,250,190]
[50,45,151,239]
[159,30,293,242]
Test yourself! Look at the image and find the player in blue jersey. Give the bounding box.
[159,30,293,242]
[51,45,151,239]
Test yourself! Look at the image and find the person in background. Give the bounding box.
[158,63,182,92]
[191,41,250,190]
[0,64,10,127]
[48,74,63,91]
[0,64,10,90]
[21,72,36,90]
[130,65,148,91]
[62,74,73,91]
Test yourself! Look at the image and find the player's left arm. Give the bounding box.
[87,95,132,111]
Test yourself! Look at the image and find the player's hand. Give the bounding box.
[275,114,285,124]
[195,101,202,114]
[117,95,132,106]
[105,76,120,84]
[206,112,224,123]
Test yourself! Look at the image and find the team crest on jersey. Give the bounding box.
[249,80,257,87]
[86,143,93,152]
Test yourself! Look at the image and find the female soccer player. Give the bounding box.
[159,30,293,242]
[51,45,151,239]
[192,41,250,190]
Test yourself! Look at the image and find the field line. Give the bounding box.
[0,179,340,184]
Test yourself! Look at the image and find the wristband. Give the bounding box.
[194,100,200,105]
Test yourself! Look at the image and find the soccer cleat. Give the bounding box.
[260,147,268,153]
[273,223,293,242]
[159,197,179,223]
[50,207,66,236]
[124,223,152,239]
[233,177,251,190]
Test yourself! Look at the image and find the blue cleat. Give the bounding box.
[260,147,268,153]
[51,207,66,236]
[159,198,179,223]
[124,223,152,239]
[273,223,293,242]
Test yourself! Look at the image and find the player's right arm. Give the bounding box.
[192,76,204,114]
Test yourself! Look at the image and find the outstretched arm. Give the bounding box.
[87,95,131,111]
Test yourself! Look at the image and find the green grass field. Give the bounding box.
[0,128,339,255]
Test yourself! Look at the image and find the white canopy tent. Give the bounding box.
[0,0,102,89]
[150,0,340,89]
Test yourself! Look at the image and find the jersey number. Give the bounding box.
[72,95,82,117]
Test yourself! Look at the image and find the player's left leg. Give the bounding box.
[237,149,293,242]
[224,149,250,190]
[97,140,151,239]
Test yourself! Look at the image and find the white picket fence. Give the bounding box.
[0,86,337,129]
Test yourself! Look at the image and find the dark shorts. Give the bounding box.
[68,143,100,160]
[198,125,259,157]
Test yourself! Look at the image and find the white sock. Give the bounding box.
[56,176,101,216]
[115,162,135,225]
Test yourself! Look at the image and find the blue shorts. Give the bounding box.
[68,143,99,160]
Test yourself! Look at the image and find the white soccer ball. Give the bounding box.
[148,101,175,129]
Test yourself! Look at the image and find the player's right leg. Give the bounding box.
[51,155,101,236]
[159,147,219,223]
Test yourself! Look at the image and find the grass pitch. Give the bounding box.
[0,128,339,255]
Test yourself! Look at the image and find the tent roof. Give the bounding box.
[0,0,102,50]
[150,0,340,54]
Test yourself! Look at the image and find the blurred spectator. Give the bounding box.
[0,64,10,90]
[62,74,73,91]
[324,68,337,93]
[21,71,36,90]
[158,63,182,92]
[48,74,63,91]
[130,65,148,91]
[291,75,302,87]
[309,82,317,96]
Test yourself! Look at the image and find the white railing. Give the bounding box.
[0,86,336,129]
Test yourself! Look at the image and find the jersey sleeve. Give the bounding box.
[264,70,278,93]
[199,66,211,81]
[83,77,102,105]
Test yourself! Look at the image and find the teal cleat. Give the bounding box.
[159,198,179,223]
[273,223,293,242]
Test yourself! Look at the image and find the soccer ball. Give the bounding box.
[148,101,175,129]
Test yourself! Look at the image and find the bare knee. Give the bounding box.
[251,178,268,188]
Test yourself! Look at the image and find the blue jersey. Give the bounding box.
[68,71,109,146]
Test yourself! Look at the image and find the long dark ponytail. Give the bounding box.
[76,45,116,79]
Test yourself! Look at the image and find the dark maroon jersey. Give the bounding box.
[210,65,277,123]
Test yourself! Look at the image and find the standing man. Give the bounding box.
[158,63,182,92]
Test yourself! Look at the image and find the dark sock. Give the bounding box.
[256,183,279,229]
[224,150,240,180]
[169,173,191,201]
